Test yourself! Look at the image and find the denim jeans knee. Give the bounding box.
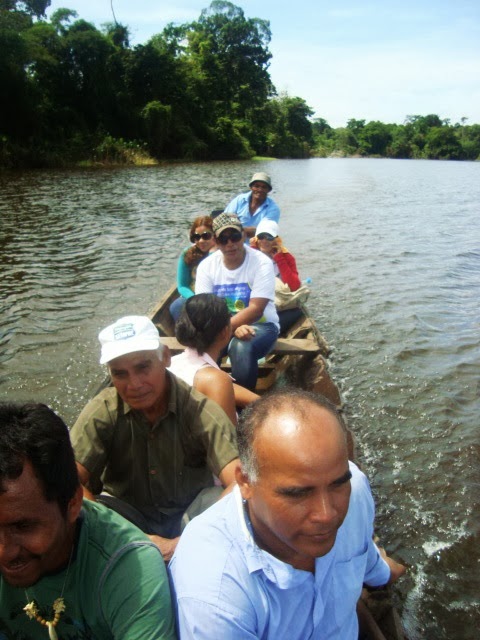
[228,322,279,390]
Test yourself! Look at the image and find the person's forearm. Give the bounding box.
[177,255,194,298]
[81,484,96,501]
[149,535,180,563]
[230,305,264,329]
[177,285,194,298]
[233,383,259,407]
[274,253,301,291]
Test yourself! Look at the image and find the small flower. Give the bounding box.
[23,601,39,619]
[52,598,66,614]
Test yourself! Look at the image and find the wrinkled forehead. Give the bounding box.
[108,348,163,367]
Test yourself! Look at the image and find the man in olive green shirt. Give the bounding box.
[70,315,239,561]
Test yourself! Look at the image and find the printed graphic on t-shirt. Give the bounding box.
[213,283,251,315]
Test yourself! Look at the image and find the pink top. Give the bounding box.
[168,347,223,386]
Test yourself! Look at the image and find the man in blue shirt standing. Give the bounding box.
[169,388,406,639]
[225,172,280,238]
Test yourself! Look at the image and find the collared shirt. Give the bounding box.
[225,191,280,229]
[70,373,238,520]
[169,462,391,639]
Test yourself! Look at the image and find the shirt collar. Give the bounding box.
[183,347,220,371]
[232,486,313,589]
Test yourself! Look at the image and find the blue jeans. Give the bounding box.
[169,296,186,322]
[228,322,279,390]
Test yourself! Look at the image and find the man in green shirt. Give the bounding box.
[0,402,176,639]
[70,315,239,562]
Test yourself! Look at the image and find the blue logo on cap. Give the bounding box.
[113,323,136,341]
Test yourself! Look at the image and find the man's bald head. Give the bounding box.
[237,388,348,483]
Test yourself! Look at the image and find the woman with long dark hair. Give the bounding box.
[169,294,258,425]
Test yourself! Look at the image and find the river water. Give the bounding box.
[0,158,478,638]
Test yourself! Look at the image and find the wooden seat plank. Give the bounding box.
[159,336,320,355]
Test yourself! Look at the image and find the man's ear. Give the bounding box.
[67,484,83,524]
[235,465,254,501]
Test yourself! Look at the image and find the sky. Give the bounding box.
[46,0,480,127]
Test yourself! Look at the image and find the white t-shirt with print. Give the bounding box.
[195,246,279,328]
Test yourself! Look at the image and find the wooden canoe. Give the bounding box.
[149,286,406,640]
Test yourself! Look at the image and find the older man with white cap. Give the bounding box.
[225,171,280,238]
[70,315,239,562]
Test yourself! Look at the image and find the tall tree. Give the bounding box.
[358,121,392,156]
[184,1,274,126]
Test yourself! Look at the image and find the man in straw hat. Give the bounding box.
[70,315,239,562]
[225,171,280,238]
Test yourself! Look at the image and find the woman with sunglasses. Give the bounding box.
[169,216,216,322]
[250,219,301,290]
[169,294,259,425]
[250,219,305,332]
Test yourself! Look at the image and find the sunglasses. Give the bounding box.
[191,232,213,242]
[217,230,243,245]
[257,233,275,241]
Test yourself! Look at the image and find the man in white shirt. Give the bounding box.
[195,213,279,390]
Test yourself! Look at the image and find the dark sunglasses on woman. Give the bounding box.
[191,232,213,242]
[257,233,275,241]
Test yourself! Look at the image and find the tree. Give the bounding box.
[255,94,314,158]
[102,21,130,49]
[1,0,50,17]
[184,1,274,125]
[49,7,77,34]
[312,117,332,136]
[459,124,480,160]
[424,126,463,160]
[387,125,413,159]
[358,121,392,156]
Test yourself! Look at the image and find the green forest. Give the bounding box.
[2,0,479,169]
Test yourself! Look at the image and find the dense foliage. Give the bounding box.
[313,116,480,161]
[1,1,478,168]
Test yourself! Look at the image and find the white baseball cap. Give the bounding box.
[99,316,160,364]
[255,219,279,239]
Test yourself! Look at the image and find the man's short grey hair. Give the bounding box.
[237,387,347,483]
